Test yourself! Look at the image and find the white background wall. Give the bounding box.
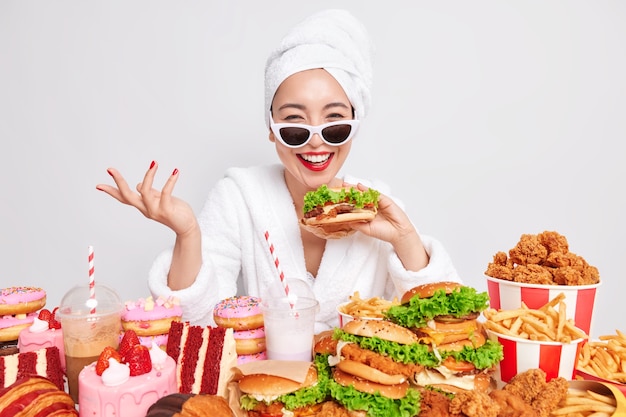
[1,1,624,338]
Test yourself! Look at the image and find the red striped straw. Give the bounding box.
[88,245,96,314]
[264,230,294,309]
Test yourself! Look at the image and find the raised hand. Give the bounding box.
[96,161,198,237]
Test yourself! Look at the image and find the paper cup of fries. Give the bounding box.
[487,330,585,384]
[552,380,626,416]
[484,292,588,384]
[336,293,399,328]
[486,275,601,335]
[576,329,626,396]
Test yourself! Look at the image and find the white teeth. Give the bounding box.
[301,153,330,163]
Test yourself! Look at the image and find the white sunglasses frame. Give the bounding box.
[269,114,360,149]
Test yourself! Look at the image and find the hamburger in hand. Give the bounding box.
[238,363,327,417]
[320,319,422,417]
[385,282,503,393]
[300,184,379,238]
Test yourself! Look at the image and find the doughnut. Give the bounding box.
[233,327,266,355]
[0,312,37,342]
[213,296,264,331]
[0,286,46,316]
[237,351,267,365]
[121,295,182,337]
[0,340,19,356]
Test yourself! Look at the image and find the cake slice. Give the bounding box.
[166,321,237,397]
[0,346,64,390]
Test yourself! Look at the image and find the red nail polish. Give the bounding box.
[107,169,113,177]
[150,161,155,169]
[172,168,178,176]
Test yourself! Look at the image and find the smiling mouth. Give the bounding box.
[299,153,331,164]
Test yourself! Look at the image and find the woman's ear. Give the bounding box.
[269,129,276,143]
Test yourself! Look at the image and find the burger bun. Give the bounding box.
[238,365,317,396]
[401,281,463,304]
[300,210,376,239]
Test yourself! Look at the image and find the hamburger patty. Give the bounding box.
[341,343,423,378]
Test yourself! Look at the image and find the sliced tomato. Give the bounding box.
[442,356,475,372]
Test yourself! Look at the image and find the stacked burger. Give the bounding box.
[311,282,503,416]
[384,281,503,393]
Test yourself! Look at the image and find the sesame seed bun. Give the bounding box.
[401,281,463,304]
[342,319,419,345]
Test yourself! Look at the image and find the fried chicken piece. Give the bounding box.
[537,231,569,254]
[489,390,538,417]
[509,234,548,266]
[531,377,568,417]
[340,343,424,377]
[419,389,457,417]
[503,369,546,404]
[317,400,362,417]
[512,265,554,285]
[552,266,587,285]
[449,391,499,417]
[486,252,514,280]
[486,263,514,281]
[503,369,568,417]
[581,264,600,285]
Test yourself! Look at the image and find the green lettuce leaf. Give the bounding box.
[329,381,421,417]
[385,287,490,328]
[303,184,380,214]
[333,328,502,370]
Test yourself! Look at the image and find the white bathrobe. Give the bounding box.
[148,164,460,333]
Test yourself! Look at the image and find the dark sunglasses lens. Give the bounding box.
[279,127,310,146]
[322,124,352,144]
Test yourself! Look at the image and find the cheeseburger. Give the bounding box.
[385,282,503,393]
[238,363,327,417]
[300,185,379,236]
[322,320,422,416]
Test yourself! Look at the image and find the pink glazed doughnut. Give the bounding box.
[213,296,264,331]
[237,351,267,365]
[233,327,266,355]
[0,287,46,316]
[121,296,182,337]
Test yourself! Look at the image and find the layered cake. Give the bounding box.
[166,321,237,397]
[121,295,182,349]
[18,308,65,371]
[0,346,64,390]
[78,331,177,417]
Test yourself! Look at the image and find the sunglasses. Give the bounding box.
[269,115,360,148]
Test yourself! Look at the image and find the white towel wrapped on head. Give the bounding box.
[264,9,374,126]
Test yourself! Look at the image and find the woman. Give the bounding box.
[97,9,459,332]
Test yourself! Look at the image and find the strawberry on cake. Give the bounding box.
[18,307,65,372]
[78,329,177,417]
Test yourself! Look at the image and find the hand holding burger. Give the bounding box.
[300,184,380,239]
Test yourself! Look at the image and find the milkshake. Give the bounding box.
[57,284,122,404]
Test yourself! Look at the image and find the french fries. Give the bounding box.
[338,292,399,319]
[483,292,588,343]
[550,387,617,416]
[577,329,626,384]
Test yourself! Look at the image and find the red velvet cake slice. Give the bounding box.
[166,321,236,397]
[0,346,63,390]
